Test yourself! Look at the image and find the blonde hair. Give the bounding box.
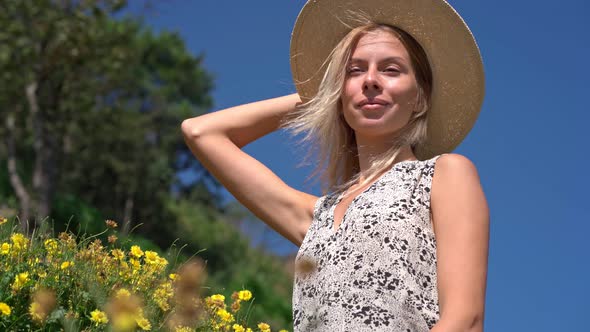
[283,23,433,195]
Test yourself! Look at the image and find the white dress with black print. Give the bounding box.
[293,155,443,332]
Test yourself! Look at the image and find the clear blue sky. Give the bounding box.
[130,1,590,330]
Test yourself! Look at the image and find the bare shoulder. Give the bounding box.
[432,153,481,191]
[431,152,489,223]
[434,153,479,176]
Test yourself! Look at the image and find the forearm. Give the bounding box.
[181,93,301,147]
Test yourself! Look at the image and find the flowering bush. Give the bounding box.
[0,217,290,331]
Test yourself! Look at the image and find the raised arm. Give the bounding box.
[180,93,318,246]
[429,153,490,332]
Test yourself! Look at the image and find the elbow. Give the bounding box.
[181,118,206,140]
[436,312,484,332]
[464,314,484,332]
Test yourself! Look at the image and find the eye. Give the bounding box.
[347,67,363,75]
[384,67,400,74]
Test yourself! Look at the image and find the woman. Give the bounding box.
[182,0,489,331]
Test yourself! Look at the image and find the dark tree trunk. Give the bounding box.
[27,81,59,226]
[5,108,32,231]
[122,193,134,235]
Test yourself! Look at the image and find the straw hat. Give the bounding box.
[290,0,485,160]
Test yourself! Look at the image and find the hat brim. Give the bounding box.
[290,0,485,160]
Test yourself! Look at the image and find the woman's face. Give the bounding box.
[341,30,419,141]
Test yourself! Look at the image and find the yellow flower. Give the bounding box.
[233,324,246,332]
[207,294,226,309]
[0,217,7,225]
[111,312,137,332]
[175,327,193,332]
[144,251,159,265]
[130,258,141,271]
[0,302,11,316]
[106,294,146,332]
[153,282,174,311]
[115,288,131,299]
[136,316,152,330]
[246,329,253,332]
[156,256,168,268]
[119,261,132,280]
[278,330,288,332]
[212,321,224,331]
[60,261,73,270]
[216,308,234,323]
[44,239,58,254]
[257,322,271,332]
[90,309,109,326]
[29,299,53,323]
[0,242,10,255]
[130,245,143,258]
[27,257,40,267]
[238,290,252,301]
[211,294,225,302]
[29,302,42,321]
[30,288,56,322]
[169,273,177,280]
[111,249,125,260]
[10,233,28,252]
[12,272,29,291]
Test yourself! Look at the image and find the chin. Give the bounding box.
[352,121,406,139]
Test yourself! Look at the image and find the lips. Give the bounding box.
[358,98,389,109]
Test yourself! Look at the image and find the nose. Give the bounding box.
[363,66,382,92]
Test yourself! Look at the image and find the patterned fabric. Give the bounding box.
[293,155,443,332]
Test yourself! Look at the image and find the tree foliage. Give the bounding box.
[0,1,295,328]
[0,0,216,241]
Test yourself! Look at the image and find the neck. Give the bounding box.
[355,135,417,175]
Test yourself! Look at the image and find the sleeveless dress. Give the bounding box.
[292,155,443,332]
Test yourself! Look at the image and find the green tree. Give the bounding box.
[0,0,134,228]
[59,28,216,243]
[0,1,216,240]
[0,2,295,328]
